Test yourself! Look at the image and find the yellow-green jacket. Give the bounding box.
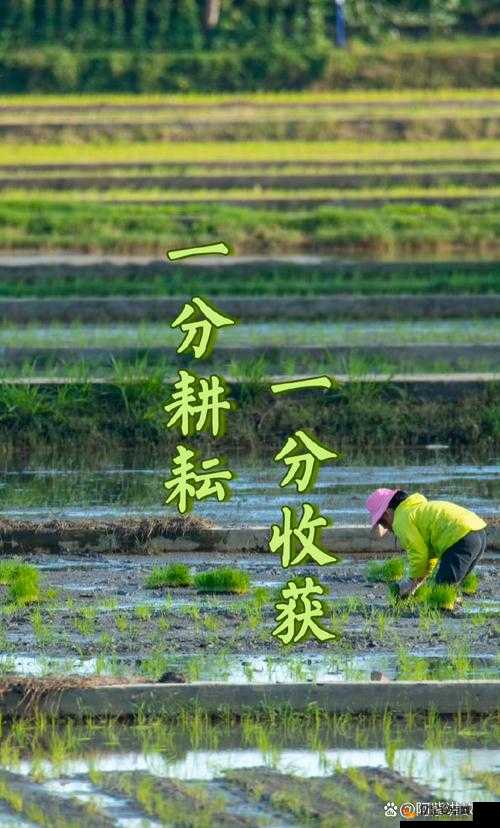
[392,493,486,579]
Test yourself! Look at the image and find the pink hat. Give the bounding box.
[365,488,398,527]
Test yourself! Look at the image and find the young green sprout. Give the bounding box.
[145,563,193,589]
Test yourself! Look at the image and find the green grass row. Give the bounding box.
[0,377,496,462]
[0,200,499,256]
[2,262,498,298]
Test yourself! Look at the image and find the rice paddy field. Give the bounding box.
[0,83,498,824]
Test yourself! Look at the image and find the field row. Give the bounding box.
[0,320,496,348]
[1,200,498,257]
[6,139,499,166]
[3,158,500,175]
[0,354,496,380]
[2,171,499,191]
[4,104,500,124]
[2,189,500,212]
[6,88,500,108]
[0,259,497,298]
[6,116,500,143]
[1,295,497,321]
[4,188,500,204]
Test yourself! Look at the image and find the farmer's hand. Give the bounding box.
[397,578,423,598]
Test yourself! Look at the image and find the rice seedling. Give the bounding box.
[135,604,152,621]
[115,613,129,633]
[145,563,193,589]
[73,616,93,636]
[251,586,270,610]
[98,632,114,649]
[31,608,54,647]
[203,614,221,633]
[181,605,201,621]
[366,557,405,583]
[194,568,251,594]
[158,615,171,632]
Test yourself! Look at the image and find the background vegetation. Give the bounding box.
[1,1,498,50]
[0,1,499,91]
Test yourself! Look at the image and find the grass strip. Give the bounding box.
[0,378,496,461]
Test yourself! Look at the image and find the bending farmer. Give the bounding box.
[365,489,487,598]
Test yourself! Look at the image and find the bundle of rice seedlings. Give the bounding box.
[367,558,405,583]
[461,572,479,595]
[0,559,25,585]
[426,583,459,611]
[194,568,251,594]
[7,565,40,606]
[145,563,193,589]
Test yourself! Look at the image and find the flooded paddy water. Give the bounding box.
[0,461,498,527]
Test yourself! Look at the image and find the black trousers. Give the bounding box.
[434,528,487,585]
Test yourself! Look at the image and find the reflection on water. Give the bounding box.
[0,464,498,527]
[1,651,498,682]
[9,746,499,804]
